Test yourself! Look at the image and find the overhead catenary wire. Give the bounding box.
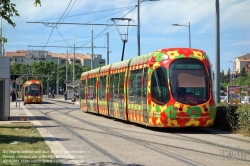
[57,0,77,27]
[36,3,137,57]
[41,0,74,50]
[39,4,135,52]
[78,5,137,50]
[29,36,92,46]
[67,6,137,53]
[38,5,135,22]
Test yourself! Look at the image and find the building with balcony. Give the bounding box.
[6,50,106,68]
[235,53,250,73]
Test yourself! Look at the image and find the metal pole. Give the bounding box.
[15,89,17,108]
[57,51,59,98]
[189,22,191,48]
[73,30,75,81]
[47,75,49,97]
[215,0,220,104]
[137,0,140,56]
[0,16,2,57]
[2,28,5,57]
[232,62,235,85]
[91,12,94,69]
[66,49,68,95]
[121,40,126,61]
[19,85,20,110]
[107,32,109,65]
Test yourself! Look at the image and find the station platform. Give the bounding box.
[0,97,79,124]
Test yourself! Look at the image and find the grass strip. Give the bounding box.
[0,124,61,166]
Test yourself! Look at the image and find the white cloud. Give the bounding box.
[231,41,250,46]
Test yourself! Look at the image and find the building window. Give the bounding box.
[15,58,17,62]
[21,59,23,62]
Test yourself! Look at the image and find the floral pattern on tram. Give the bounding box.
[147,48,216,127]
[109,59,130,119]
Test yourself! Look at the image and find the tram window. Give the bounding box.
[151,67,169,105]
[114,74,119,102]
[99,76,106,100]
[40,86,42,95]
[170,59,209,104]
[143,68,148,96]
[129,69,143,104]
[109,74,114,101]
[119,72,125,100]
[81,80,86,99]
[93,78,96,99]
[88,78,95,100]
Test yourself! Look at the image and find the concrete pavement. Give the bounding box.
[0,96,79,124]
[0,98,82,165]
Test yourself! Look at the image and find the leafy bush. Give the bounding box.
[236,104,250,136]
[213,104,239,132]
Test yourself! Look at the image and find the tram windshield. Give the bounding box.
[25,84,40,96]
[170,59,209,105]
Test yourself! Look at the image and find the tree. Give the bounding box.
[0,0,41,42]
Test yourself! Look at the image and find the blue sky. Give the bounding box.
[3,0,250,72]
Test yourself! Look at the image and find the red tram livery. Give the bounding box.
[79,48,216,127]
[22,80,43,104]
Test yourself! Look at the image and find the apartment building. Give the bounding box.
[6,50,106,68]
[235,53,250,73]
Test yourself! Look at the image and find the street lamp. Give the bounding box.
[172,22,191,48]
[228,60,235,85]
[137,0,160,56]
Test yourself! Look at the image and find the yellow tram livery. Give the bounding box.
[79,48,216,127]
[22,79,43,104]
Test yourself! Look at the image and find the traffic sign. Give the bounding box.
[16,77,23,85]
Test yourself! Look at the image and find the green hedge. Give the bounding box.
[236,104,250,136]
[214,104,250,136]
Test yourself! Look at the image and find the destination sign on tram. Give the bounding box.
[172,64,203,70]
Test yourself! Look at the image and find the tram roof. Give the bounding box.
[130,52,154,68]
[80,71,89,79]
[110,59,131,71]
[79,48,209,80]
[23,80,42,86]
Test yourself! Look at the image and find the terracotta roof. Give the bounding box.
[236,53,250,60]
[6,52,26,57]
[6,50,93,60]
[237,60,250,62]
[16,50,27,53]
[48,53,91,60]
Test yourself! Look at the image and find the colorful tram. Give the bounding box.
[22,80,43,103]
[79,48,216,127]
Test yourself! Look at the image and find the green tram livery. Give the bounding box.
[79,48,216,127]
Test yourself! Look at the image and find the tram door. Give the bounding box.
[87,78,97,112]
[143,68,148,123]
[119,72,125,119]
[109,74,114,116]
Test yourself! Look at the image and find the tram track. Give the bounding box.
[49,99,250,143]
[27,102,250,165]
[64,110,250,164]
[28,103,203,166]
[64,108,250,156]
[27,104,126,166]
[41,103,207,165]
